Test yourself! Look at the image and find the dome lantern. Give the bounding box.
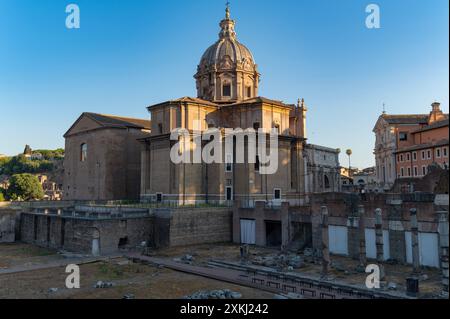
[194,4,260,104]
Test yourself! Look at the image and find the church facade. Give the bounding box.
[139,6,340,206]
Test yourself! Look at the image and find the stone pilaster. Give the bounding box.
[375,208,386,280]
[321,206,330,278]
[357,205,367,268]
[410,208,421,274]
[437,210,449,294]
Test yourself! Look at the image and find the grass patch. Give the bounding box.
[17,246,55,257]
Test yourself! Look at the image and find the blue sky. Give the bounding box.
[0,0,448,168]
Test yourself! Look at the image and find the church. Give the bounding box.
[63,5,341,204]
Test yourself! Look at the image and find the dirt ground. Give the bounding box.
[0,243,64,269]
[0,242,443,299]
[149,243,443,297]
[0,243,273,299]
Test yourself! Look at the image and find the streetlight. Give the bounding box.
[346,149,352,180]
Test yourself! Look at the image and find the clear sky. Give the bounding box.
[0,0,448,168]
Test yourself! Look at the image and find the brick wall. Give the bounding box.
[162,207,232,247]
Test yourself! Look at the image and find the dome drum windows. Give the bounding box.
[222,80,232,97]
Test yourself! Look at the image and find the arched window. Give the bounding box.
[80,143,87,162]
[324,175,330,189]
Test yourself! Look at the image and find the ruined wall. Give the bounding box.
[18,206,232,253]
[232,202,289,247]
[0,210,17,243]
[151,207,232,248]
[19,213,152,255]
[301,192,441,264]
[168,207,232,247]
[233,192,445,267]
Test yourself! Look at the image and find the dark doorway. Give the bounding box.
[118,237,128,249]
[265,221,282,247]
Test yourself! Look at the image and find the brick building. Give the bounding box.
[373,102,448,191]
[63,113,151,200]
[395,104,449,179]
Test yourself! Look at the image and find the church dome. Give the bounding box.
[200,36,255,67]
[194,5,260,103]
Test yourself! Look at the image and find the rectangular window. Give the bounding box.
[421,151,426,160]
[436,148,441,158]
[444,147,448,157]
[400,167,404,177]
[413,152,417,161]
[427,150,431,159]
[225,154,233,172]
[406,153,410,161]
[400,154,404,162]
[223,84,231,97]
[274,188,281,200]
[414,166,418,177]
[407,167,411,177]
[246,86,251,98]
[156,193,162,202]
[399,132,408,141]
[422,166,426,176]
[226,186,233,201]
[158,123,163,134]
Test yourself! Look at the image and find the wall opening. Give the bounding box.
[265,221,282,247]
[118,237,129,249]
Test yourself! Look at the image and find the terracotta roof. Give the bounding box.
[395,139,449,153]
[411,119,449,134]
[84,113,151,130]
[226,96,293,108]
[381,114,429,125]
[148,97,218,109]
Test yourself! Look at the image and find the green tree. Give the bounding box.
[0,155,54,175]
[6,174,44,201]
[34,149,65,160]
